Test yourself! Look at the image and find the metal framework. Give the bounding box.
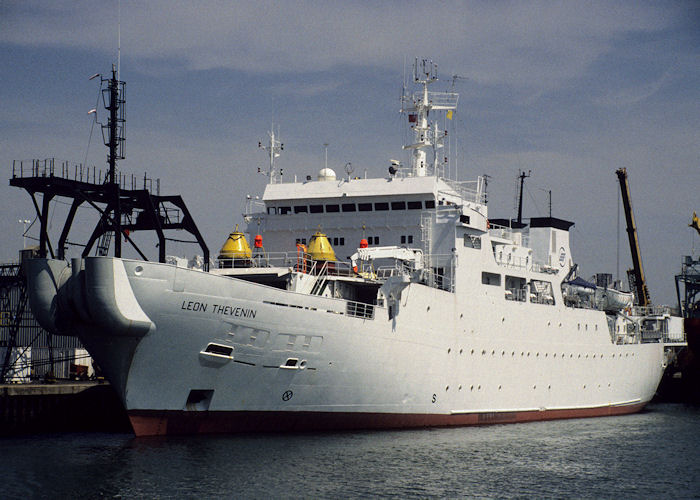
[0,263,27,382]
[9,66,210,269]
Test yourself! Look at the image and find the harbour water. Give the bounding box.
[3,403,699,498]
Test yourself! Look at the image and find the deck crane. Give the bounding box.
[616,168,651,307]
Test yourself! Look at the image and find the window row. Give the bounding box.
[268,199,436,215]
[294,235,418,248]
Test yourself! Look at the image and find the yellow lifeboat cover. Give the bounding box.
[218,227,252,259]
[307,231,336,261]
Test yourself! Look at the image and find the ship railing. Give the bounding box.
[402,90,460,110]
[630,305,676,317]
[373,261,453,292]
[441,178,486,204]
[488,223,529,247]
[531,262,559,274]
[217,252,355,277]
[11,158,161,193]
[494,254,531,270]
[346,300,375,320]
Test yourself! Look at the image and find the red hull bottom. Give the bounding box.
[129,402,647,437]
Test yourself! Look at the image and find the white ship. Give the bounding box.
[26,60,665,436]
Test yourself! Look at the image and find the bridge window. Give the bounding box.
[310,204,323,213]
[294,205,308,214]
[375,202,389,211]
[326,204,340,213]
[425,200,436,209]
[358,203,372,212]
[279,206,291,215]
[391,201,406,210]
[342,203,356,212]
[407,201,422,209]
[482,272,501,286]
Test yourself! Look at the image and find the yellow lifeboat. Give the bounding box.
[218,225,252,268]
[307,231,336,261]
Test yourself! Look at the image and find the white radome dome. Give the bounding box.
[318,168,337,181]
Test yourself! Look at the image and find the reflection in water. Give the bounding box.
[3,404,700,498]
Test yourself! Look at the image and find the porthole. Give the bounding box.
[134,265,144,276]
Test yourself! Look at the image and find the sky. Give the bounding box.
[1,0,698,306]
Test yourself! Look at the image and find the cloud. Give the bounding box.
[1,1,680,89]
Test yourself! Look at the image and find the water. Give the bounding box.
[3,403,699,499]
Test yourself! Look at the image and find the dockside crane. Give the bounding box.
[616,168,651,307]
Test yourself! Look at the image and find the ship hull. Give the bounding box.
[26,257,665,437]
[129,402,647,436]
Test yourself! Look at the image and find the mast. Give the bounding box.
[259,129,283,184]
[401,59,458,177]
[516,170,531,224]
[616,168,651,306]
[102,64,126,256]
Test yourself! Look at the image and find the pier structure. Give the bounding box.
[1,253,87,383]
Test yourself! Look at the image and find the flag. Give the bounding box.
[691,211,700,236]
[446,110,453,120]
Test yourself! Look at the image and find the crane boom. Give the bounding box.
[616,168,651,306]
